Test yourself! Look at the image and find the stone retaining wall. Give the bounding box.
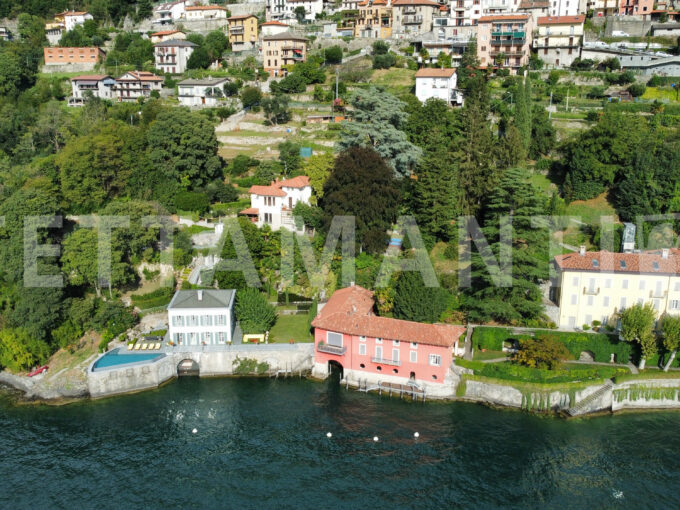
[612,379,680,412]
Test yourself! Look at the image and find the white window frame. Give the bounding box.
[393,340,400,346]
[359,343,367,356]
[622,280,629,290]
[376,338,383,344]
[410,342,418,349]
[359,335,366,342]
[429,354,442,367]
[410,350,417,363]
[392,348,400,362]
[326,331,343,347]
[375,345,383,359]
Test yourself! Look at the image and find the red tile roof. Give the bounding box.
[312,285,466,347]
[239,207,259,215]
[479,14,530,22]
[262,21,290,26]
[415,68,456,78]
[151,29,184,36]
[554,249,680,275]
[249,176,310,196]
[186,5,228,11]
[228,14,257,20]
[537,15,586,25]
[392,0,441,6]
[70,74,111,81]
[117,71,163,82]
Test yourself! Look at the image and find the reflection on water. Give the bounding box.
[1,377,680,508]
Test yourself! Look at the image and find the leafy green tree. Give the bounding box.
[17,13,47,47]
[187,46,211,69]
[338,87,422,177]
[175,191,210,214]
[147,109,223,190]
[302,152,334,200]
[324,45,343,64]
[261,94,290,124]
[464,168,549,324]
[235,288,277,334]
[0,328,50,372]
[272,72,307,93]
[513,75,531,152]
[136,0,153,21]
[293,202,324,230]
[498,125,526,169]
[529,105,555,159]
[512,335,572,369]
[240,86,262,107]
[662,315,680,371]
[205,30,230,60]
[372,41,389,55]
[372,53,395,69]
[393,271,451,323]
[9,286,65,342]
[294,6,306,23]
[620,302,657,370]
[278,140,301,174]
[628,82,646,97]
[457,39,479,91]
[322,146,400,253]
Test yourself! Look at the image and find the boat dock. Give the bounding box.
[351,378,426,401]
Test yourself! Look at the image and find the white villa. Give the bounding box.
[115,71,163,102]
[240,176,312,232]
[154,1,188,24]
[415,68,463,106]
[168,289,236,346]
[68,74,116,106]
[177,77,230,106]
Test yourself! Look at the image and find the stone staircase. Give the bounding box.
[564,379,614,416]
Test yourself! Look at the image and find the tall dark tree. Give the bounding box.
[321,147,400,254]
[393,271,451,323]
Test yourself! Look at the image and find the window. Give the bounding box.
[587,296,593,306]
[572,277,579,286]
[638,298,644,306]
[670,300,680,310]
[327,332,343,347]
[393,340,400,346]
[359,343,367,356]
[603,296,610,307]
[585,314,592,325]
[172,315,184,326]
[622,280,629,290]
[620,297,627,310]
[360,335,366,342]
[215,315,227,326]
[605,279,612,289]
[429,354,442,366]
[392,349,400,363]
[675,282,680,292]
[410,351,417,363]
[375,346,383,359]
[410,342,417,349]
[571,294,577,305]
[200,315,212,326]
[639,280,646,290]
[376,338,383,344]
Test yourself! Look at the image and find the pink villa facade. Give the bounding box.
[312,285,466,395]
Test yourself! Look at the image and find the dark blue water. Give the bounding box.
[1,377,679,509]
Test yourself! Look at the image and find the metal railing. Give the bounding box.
[317,343,347,355]
[583,287,600,296]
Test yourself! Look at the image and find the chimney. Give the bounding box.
[662,248,669,259]
[579,245,586,256]
[197,290,203,301]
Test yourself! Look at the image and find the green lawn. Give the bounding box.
[564,192,618,226]
[269,313,313,343]
[642,87,680,103]
[473,349,507,361]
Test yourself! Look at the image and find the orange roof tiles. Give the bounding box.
[392,0,440,6]
[478,14,530,21]
[249,176,310,196]
[415,68,456,78]
[239,208,259,215]
[186,5,228,10]
[261,20,290,26]
[312,285,466,348]
[537,15,586,24]
[554,249,680,275]
[151,29,184,36]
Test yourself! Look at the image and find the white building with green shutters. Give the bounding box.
[167,289,236,346]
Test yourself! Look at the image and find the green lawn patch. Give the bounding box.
[473,349,506,361]
[269,312,313,343]
[564,192,618,225]
[131,287,174,310]
[184,224,214,235]
[614,370,680,383]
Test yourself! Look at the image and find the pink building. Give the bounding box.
[312,285,466,393]
[476,14,533,73]
[619,0,653,16]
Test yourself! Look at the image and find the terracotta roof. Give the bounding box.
[518,0,550,7]
[239,208,259,215]
[70,74,113,81]
[248,176,310,196]
[186,5,228,11]
[153,39,198,47]
[537,15,586,25]
[415,68,456,78]
[55,11,89,16]
[554,249,680,275]
[278,175,310,188]
[117,71,163,82]
[392,0,440,6]
[248,185,287,197]
[228,14,257,20]
[478,14,530,22]
[312,285,466,348]
[262,32,309,42]
[261,21,290,26]
[358,0,388,5]
[151,30,184,36]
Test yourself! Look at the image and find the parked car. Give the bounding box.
[612,31,630,37]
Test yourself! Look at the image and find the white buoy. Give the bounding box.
[326,432,332,438]
[373,436,379,442]
[414,432,420,438]
[192,428,197,434]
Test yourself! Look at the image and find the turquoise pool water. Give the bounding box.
[92,348,165,371]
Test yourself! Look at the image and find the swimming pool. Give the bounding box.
[92,348,165,371]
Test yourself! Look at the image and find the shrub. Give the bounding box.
[240,86,262,108]
[324,45,343,64]
[235,288,276,334]
[131,286,174,309]
[547,70,560,86]
[628,82,646,97]
[175,191,210,215]
[512,336,573,369]
[372,53,395,69]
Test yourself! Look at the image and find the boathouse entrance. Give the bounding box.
[328,360,343,381]
[177,359,199,376]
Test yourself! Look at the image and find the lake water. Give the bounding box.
[2,376,680,509]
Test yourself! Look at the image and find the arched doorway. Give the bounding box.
[328,360,343,381]
[177,358,199,376]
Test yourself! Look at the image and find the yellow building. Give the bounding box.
[227,14,258,51]
[355,0,393,39]
[553,248,680,329]
[262,32,308,77]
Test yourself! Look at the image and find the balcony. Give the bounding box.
[371,357,401,366]
[317,343,346,355]
[403,15,423,24]
[650,290,668,299]
[491,31,525,39]
[403,6,417,14]
[490,50,525,58]
[583,287,600,296]
[491,39,526,46]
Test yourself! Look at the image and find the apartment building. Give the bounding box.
[43,47,106,65]
[476,13,533,72]
[261,20,292,36]
[168,290,236,347]
[534,15,585,68]
[392,0,441,36]
[185,5,228,19]
[355,0,393,38]
[553,248,680,329]
[154,39,197,74]
[261,32,308,77]
[150,30,186,44]
[228,14,259,51]
[518,0,549,25]
[115,71,163,102]
[177,77,230,106]
[154,1,188,24]
[619,0,654,16]
[53,11,93,31]
[68,75,116,106]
